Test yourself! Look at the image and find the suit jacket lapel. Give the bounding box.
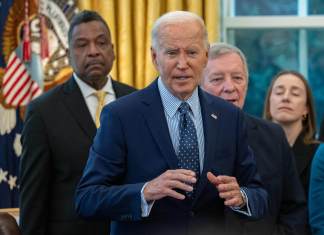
[193,90,221,204]
[139,81,178,169]
[111,79,125,98]
[62,77,96,139]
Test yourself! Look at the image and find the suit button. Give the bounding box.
[189,211,195,217]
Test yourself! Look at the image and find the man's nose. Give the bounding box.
[88,42,100,56]
[176,53,189,70]
[223,78,235,92]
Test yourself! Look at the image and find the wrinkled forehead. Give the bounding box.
[157,21,205,47]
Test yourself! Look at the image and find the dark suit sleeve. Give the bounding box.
[75,104,145,221]
[235,111,268,219]
[276,127,308,235]
[19,104,51,235]
[309,145,324,235]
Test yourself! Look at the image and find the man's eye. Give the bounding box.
[75,42,87,48]
[97,41,107,47]
[188,50,198,55]
[211,77,223,83]
[166,51,177,55]
[233,76,244,83]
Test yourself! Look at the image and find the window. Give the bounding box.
[222,0,324,131]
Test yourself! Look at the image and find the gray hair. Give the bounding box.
[151,11,209,50]
[208,42,249,79]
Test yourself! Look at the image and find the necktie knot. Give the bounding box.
[178,102,190,115]
[94,90,106,106]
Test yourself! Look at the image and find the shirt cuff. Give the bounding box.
[140,182,155,217]
[230,187,252,216]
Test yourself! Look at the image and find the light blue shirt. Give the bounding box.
[158,78,205,171]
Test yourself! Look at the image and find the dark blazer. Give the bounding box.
[75,81,268,235]
[292,131,319,198]
[19,77,136,235]
[227,115,308,235]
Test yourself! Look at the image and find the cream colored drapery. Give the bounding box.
[77,0,220,89]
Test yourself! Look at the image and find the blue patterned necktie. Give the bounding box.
[178,102,200,199]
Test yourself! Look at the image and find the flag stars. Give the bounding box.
[14,133,22,157]
[0,168,8,183]
[8,175,17,190]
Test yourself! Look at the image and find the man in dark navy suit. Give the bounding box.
[202,42,308,235]
[75,11,268,235]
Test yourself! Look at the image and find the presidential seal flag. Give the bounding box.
[0,0,77,208]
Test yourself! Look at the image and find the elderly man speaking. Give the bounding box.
[75,11,268,235]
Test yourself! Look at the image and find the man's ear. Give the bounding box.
[151,47,158,69]
[111,44,116,62]
[202,49,209,68]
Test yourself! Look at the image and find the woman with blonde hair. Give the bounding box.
[263,70,319,197]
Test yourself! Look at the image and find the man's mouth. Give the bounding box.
[225,98,237,104]
[174,76,191,80]
[86,61,103,68]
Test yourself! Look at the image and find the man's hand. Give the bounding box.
[143,169,197,201]
[207,172,245,207]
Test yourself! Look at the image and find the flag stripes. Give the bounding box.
[2,51,42,107]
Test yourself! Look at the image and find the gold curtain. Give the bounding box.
[77,0,220,89]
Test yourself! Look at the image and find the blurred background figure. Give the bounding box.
[309,144,324,235]
[263,71,319,197]
[202,42,307,235]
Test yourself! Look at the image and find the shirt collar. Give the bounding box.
[73,73,114,98]
[158,77,200,118]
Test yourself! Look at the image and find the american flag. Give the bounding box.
[2,50,42,107]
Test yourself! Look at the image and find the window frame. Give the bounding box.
[221,0,324,78]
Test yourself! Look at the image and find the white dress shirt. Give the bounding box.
[73,73,116,123]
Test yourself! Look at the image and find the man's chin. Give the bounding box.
[87,72,107,80]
